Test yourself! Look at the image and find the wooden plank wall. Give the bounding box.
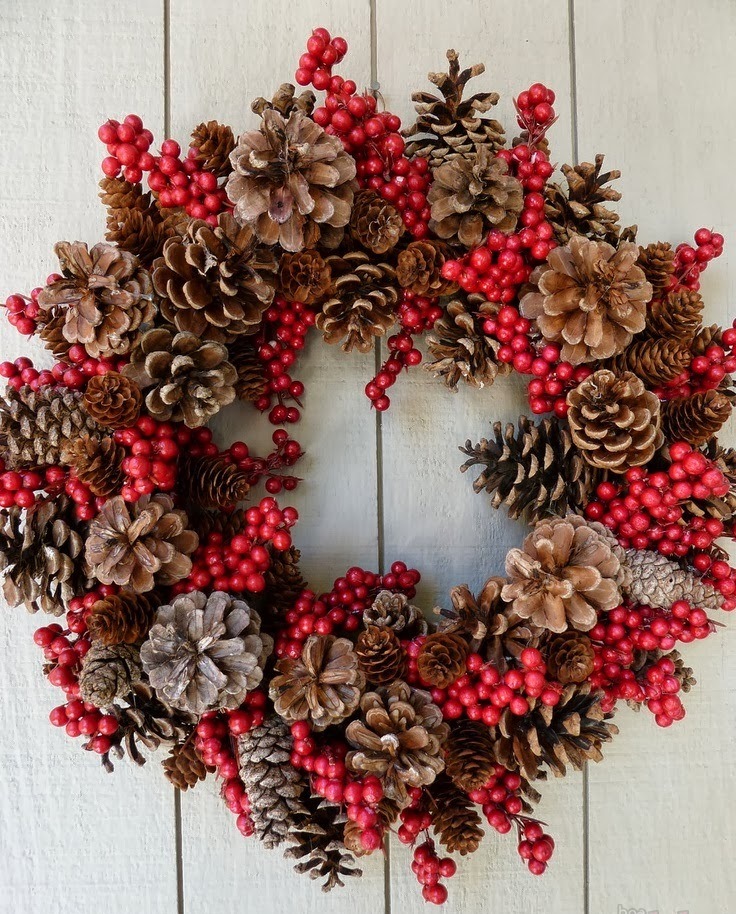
[0,1,733,912]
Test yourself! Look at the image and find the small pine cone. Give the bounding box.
[355,625,406,685]
[106,207,169,265]
[79,642,142,707]
[39,313,73,361]
[692,324,724,356]
[396,240,459,297]
[264,546,307,615]
[669,649,697,692]
[608,338,690,387]
[349,189,404,255]
[251,83,316,118]
[227,338,269,402]
[178,453,250,510]
[662,390,732,447]
[416,632,468,688]
[63,435,125,497]
[544,632,595,684]
[284,798,362,891]
[99,176,156,216]
[623,548,723,611]
[162,742,209,790]
[190,121,236,177]
[637,242,676,296]
[444,720,496,792]
[427,774,484,856]
[86,590,162,645]
[279,250,332,305]
[363,590,428,637]
[544,155,622,246]
[83,372,142,429]
[195,508,247,541]
[344,798,399,857]
[646,289,703,340]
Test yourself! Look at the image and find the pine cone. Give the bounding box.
[82,372,142,429]
[190,121,236,177]
[428,146,523,247]
[566,370,663,472]
[317,252,398,353]
[86,494,198,592]
[0,498,89,616]
[669,649,697,693]
[491,683,618,780]
[284,798,362,892]
[63,435,125,497]
[364,590,428,636]
[152,214,277,342]
[106,208,169,266]
[270,635,365,730]
[396,240,459,297]
[227,109,355,252]
[662,391,732,447]
[177,453,250,510]
[444,720,495,791]
[142,591,271,714]
[416,632,468,688]
[237,716,308,848]
[112,682,195,767]
[404,49,505,167]
[623,549,723,611]
[251,83,316,118]
[226,337,268,402]
[637,242,676,296]
[195,507,247,541]
[460,415,600,522]
[521,236,651,364]
[426,297,510,390]
[79,642,142,707]
[608,338,690,387]
[86,590,162,645]
[122,327,237,428]
[503,515,629,633]
[544,632,595,684]
[436,579,505,646]
[349,189,404,255]
[39,312,73,361]
[692,324,723,355]
[355,625,406,685]
[345,681,449,806]
[647,288,703,340]
[482,610,543,673]
[264,546,307,615]
[162,741,209,790]
[0,384,100,470]
[279,249,332,305]
[427,774,484,855]
[37,242,155,358]
[686,439,736,521]
[544,155,622,245]
[99,176,156,216]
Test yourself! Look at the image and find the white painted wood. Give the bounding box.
[574,3,736,913]
[0,3,178,914]
[169,3,385,911]
[375,2,587,912]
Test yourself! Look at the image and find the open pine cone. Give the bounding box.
[141,590,272,714]
[349,189,404,255]
[521,236,651,364]
[363,590,428,637]
[82,372,142,429]
[79,642,142,708]
[279,249,332,305]
[63,435,125,497]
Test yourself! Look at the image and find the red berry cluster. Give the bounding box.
[98,114,156,184]
[113,416,183,502]
[289,722,386,851]
[411,840,455,905]
[3,289,42,337]
[365,291,442,411]
[659,331,736,401]
[56,342,128,382]
[275,561,421,660]
[224,430,303,496]
[514,82,558,147]
[0,355,56,392]
[671,227,724,291]
[177,497,298,597]
[0,462,48,509]
[195,692,267,837]
[408,647,562,725]
[252,295,315,424]
[592,601,712,665]
[295,28,348,91]
[516,821,556,876]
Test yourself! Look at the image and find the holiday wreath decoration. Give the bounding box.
[2,26,736,905]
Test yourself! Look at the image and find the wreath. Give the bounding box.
[1,26,735,905]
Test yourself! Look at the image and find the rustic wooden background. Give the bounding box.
[0,1,735,912]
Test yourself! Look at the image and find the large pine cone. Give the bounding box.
[428,146,523,247]
[87,590,162,645]
[396,240,458,297]
[544,155,622,246]
[404,49,505,168]
[349,189,404,255]
[444,720,496,791]
[460,415,600,523]
[355,625,406,685]
[426,296,510,391]
[416,632,468,688]
[345,680,449,806]
[83,372,142,429]
[270,634,365,731]
[227,109,356,252]
[317,252,399,353]
[566,369,663,472]
[544,632,595,684]
[662,390,732,447]
[37,241,155,358]
[122,327,237,428]
[363,590,428,637]
[0,384,100,470]
[521,236,651,364]
[141,590,272,714]
[63,435,125,497]
[152,214,276,342]
[284,797,362,892]
[623,549,723,611]
[0,498,90,616]
[279,249,332,305]
[237,716,309,848]
[427,774,484,855]
[503,515,629,633]
[190,121,236,176]
[79,642,142,708]
[85,494,198,593]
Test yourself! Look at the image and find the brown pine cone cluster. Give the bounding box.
[189,121,236,176]
[608,338,690,387]
[444,720,495,791]
[637,241,676,296]
[427,775,484,855]
[646,288,703,340]
[226,337,269,402]
[79,642,142,707]
[364,590,428,636]
[264,546,307,614]
[63,435,125,497]
[662,390,732,447]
